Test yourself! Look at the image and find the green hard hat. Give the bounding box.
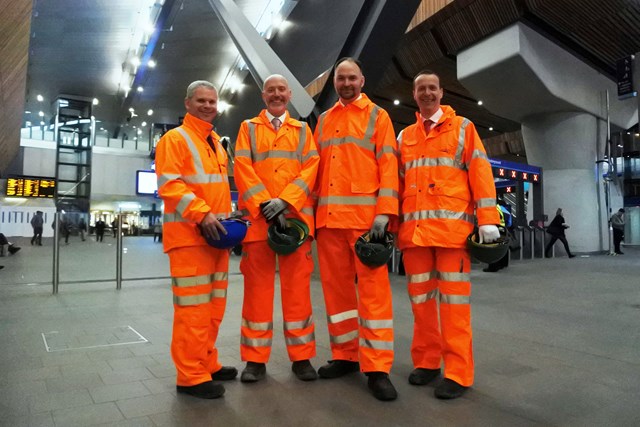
[355,231,394,268]
[267,218,309,255]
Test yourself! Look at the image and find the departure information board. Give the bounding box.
[6,176,56,198]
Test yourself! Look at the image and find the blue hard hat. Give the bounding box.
[203,218,249,249]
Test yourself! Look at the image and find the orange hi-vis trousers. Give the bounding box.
[168,245,229,387]
[239,240,316,363]
[403,246,474,386]
[316,228,394,373]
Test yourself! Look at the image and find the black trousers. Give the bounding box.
[545,235,572,257]
[613,229,624,253]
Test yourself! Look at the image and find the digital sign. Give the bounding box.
[490,159,542,184]
[6,176,56,198]
[136,170,158,196]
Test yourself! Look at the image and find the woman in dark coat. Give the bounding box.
[545,208,575,258]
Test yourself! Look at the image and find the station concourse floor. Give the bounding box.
[0,236,639,426]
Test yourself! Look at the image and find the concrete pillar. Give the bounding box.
[522,113,607,252]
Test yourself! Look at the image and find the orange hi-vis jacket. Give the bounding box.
[313,94,399,229]
[234,110,319,242]
[155,113,231,252]
[397,106,499,249]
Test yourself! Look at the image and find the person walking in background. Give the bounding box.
[234,74,320,383]
[155,80,237,399]
[78,218,87,241]
[397,69,501,399]
[545,208,575,258]
[610,208,625,255]
[30,210,44,246]
[153,221,163,243]
[313,57,399,401]
[95,218,106,242]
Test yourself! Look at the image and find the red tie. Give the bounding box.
[424,120,432,134]
[272,118,281,131]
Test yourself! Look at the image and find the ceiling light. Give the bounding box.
[40,121,45,125]
[131,57,141,67]
[38,111,44,117]
[137,86,144,92]
[489,127,494,131]
[218,101,230,113]
[141,121,147,127]
[147,59,156,68]
[129,107,135,113]
[477,100,483,105]
[147,109,153,116]
[137,129,143,135]
[25,110,31,114]
[393,99,400,105]
[92,98,99,105]
[100,127,104,131]
[36,94,44,102]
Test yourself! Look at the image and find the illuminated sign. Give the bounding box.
[6,176,56,198]
[490,159,542,184]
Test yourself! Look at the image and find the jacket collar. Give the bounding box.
[182,112,215,140]
[334,93,371,110]
[251,109,301,128]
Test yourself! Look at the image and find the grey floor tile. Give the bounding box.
[51,402,124,426]
[89,382,152,403]
[29,389,94,413]
[100,367,155,385]
[45,372,104,393]
[0,411,55,427]
[115,392,177,419]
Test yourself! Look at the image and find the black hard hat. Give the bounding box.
[267,218,309,255]
[355,231,394,268]
[466,226,509,264]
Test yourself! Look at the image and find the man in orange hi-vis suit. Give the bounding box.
[313,57,399,401]
[397,70,500,399]
[234,74,319,383]
[155,80,238,399]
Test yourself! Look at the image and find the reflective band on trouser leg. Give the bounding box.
[168,245,229,386]
[239,241,277,363]
[353,238,394,373]
[436,247,473,387]
[316,228,359,362]
[403,247,442,370]
[279,239,316,361]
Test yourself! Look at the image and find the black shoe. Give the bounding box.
[408,368,440,386]
[366,372,398,401]
[482,268,498,273]
[176,381,225,399]
[292,359,318,381]
[615,251,624,255]
[240,362,266,383]
[0,266,4,270]
[568,254,576,258]
[318,360,360,379]
[211,366,238,381]
[8,246,20,255]
[434,378,468,399]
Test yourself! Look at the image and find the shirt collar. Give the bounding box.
[421,107,443,126]
[339,94,363,107]
[265,110,287,124]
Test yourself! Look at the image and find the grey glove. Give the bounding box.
[478,224,500,243]
[275,213,287,230]
[261,198,287,221]
[370,214,389,240]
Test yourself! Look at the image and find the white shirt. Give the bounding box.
[421,107,443,130]
[265,111,287,129]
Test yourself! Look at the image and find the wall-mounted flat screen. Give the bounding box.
[136,170,158,195]
[6,175,56,198]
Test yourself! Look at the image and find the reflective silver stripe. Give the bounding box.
[405,156,463,171]
[359,338,393,351]
[376,144,396,160]
[327,309,358,324]
[176,127,207,178]
[455,119,470,167]
[378,188,398,198]
[476,197,496,208]
[471,149,488,161]
[320,136,374,152]
[359,318,393,329]
[292,178,310,196]
[247,121,258,163]
[330,330,359,344]
[284,315,313,331]
[297,122,307,158]
[318,195,377,206]
[211,289,226,298]
[302,150,318,162]
[242,318,273,331]
[173,289,227,306]
[241,336,272,347]
[182,173,227,184]
[253,150,301,162]
[438,271,470,282]
[158,173,180,188]
[408,272,435,283]
[364,106,379,144]
[440,293,470,305]
[172,273,218,287]
[242,183,267,202]
[301,207,314,216]
[235,148,252,158]
[403,210,474,224]
[317,112,327,144]
[176,193,196,216]
[397,129,404,150]
[286,331,315,346]
[164,212,189,223]
[410,289,439,304]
